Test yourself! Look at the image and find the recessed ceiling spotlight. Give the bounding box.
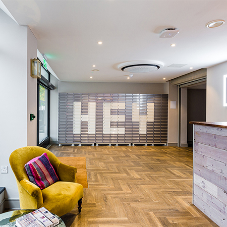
[163,78,166,80]
[98,41,102,45]
[127,77,130,79]
[93,65,96,67]
[171,43,176,47]
[206,19,225,28]
[190,67,193,69]
[90,76,93,79]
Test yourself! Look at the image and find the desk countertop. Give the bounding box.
[189,121,227,128]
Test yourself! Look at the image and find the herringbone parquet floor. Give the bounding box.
[49,145,218,227]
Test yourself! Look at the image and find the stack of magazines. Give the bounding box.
[16,207,60,227]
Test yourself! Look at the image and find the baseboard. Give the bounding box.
[0,199,5,213]
[0,187,5,213]
[167,143,178,146]
[180,143,188,147]
[50,141,58,145]
[4,198,20,209]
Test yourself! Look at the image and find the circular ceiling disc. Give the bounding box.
[122,64,160,73]
[118,61,164,73]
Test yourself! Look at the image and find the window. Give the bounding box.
[37,66,50,147]
[38,84,48,143]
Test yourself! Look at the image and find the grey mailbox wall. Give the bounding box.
[58,93,168,144]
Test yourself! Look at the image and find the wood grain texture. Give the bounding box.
[193,125,227,227]
[50,145,217,227]
[194,131,227,151]
[194,142,227,164]
[194,125,227,137]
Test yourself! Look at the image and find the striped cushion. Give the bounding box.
[25,153,59,189]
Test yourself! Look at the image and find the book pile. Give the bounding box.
[16,207,59,227]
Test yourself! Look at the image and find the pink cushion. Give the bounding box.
[24,153,59,189]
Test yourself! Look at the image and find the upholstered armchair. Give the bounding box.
[9,146,83,217]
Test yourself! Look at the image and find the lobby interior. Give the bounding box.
[1,0,227,226]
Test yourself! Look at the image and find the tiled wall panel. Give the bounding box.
[58,93,168,144]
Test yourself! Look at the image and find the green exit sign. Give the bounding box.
[43,59,47,69]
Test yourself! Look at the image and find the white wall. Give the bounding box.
[59,82,169,94]
[180,88,187,147]
[27,28,38,146]
[50,75,59,143]
[56,81,177,145]
[0,9,37,208]
[168,82,178,146]
[207,61,227,122]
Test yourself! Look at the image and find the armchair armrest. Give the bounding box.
[19,179,43,208]
[58,163,77,182]
[20,179,42,197]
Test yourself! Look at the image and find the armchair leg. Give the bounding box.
[78,198,82,213]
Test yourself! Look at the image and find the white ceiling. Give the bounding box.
[1,0,227,83]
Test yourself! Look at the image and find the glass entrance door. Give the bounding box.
[38,84,48,143]
[37,65,50,147]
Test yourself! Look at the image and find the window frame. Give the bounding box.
[37,65,51,147]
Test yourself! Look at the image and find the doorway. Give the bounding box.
[187,83,206,147]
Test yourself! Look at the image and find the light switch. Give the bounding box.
[1,166,8,174]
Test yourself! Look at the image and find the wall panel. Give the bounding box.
[193,124,227,227]
[58,93,168,144]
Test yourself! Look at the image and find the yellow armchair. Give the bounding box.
[9,146,83,217]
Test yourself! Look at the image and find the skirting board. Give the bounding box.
[0,199,5,213]
[4,199,20,209]
[50,141,58,145]
[167,143,178,147]
[180,143,188,147]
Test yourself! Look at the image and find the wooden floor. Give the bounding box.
[49,145,218,227]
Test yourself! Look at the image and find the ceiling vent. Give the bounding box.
[118,61,164,73]
[160,28,179,38]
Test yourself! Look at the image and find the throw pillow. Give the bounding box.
[25,153,59,189]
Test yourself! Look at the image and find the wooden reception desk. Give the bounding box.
[190,122,227,227]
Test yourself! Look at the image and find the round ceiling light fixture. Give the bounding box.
[118,61,164,73]
[206,19,225,28]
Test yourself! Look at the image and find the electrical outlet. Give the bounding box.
[1,166,8,174]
